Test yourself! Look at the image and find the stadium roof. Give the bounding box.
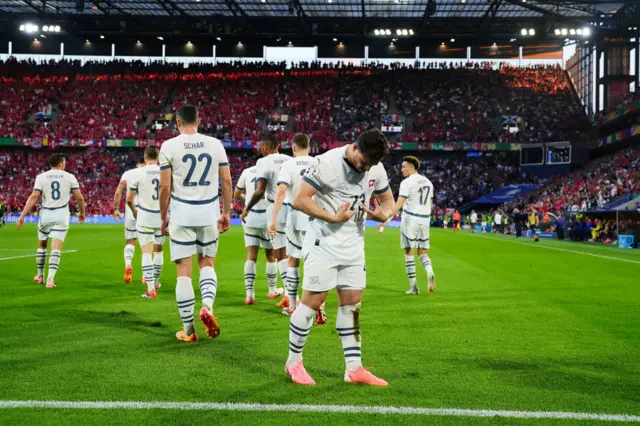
[0,0,637,42]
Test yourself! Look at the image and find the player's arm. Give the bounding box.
[234,188,245,202]
[159,168,171,226]
[218,164,232,233]
[269,183,288,237]
[126,189,137,220]
[364,187,395,223]
[72,188,86,224]
[16,190,41,230]
[293,179,353,224]
[112,181,126,222]
[242,179,266,223]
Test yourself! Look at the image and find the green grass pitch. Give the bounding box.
[0,224,639,425]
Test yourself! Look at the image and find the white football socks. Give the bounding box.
[153,251,163,286]
[199,266,217,313]
[337,303,362,372]
[142,253,154,292]
[244,260,256,298]
[124,244,135,267]
[266,261,278,293]
[405,255,417,290]
[286,266,299,308]
[287,303,315,366]
[47,250,61,281]
[176,277,195,336]
[36,248,46,277]
[278,259,288,288]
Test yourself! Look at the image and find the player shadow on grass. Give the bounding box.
[68,309,169,337]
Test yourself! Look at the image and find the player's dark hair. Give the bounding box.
[292,133,310,150]
[176,105,199,125]
[355,128,389,165]
[403,156,420,170]
[49,154,64,167]
[261,133,279,152]
[144,146,159,160]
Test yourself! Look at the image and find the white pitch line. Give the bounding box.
[470,234,640,265]
[0,400,639,422]
[0,250,78,262]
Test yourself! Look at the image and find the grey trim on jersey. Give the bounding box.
[171,194,219,205]
[42,204,68,210]
[137,205,160,214]
[302,176,321,191]
[404,210,430,218]
[160,164,172,170]
[374,185,390,194]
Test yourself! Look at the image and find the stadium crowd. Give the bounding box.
[0,59,587,147]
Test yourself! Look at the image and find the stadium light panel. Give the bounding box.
[385,29,391,35]
[216,37,221,41]
[333,37,338,41]
[569,29,576,35]
[409,29,414,35]
[576,29,582,35]
[43,25,49,32]
[374,29,380,35]
[521,29,527,36]
[528,29,535,36]
[402,29,408,36]
[396,29,402,35]
[55,26,61,32]
[100,35,105,39]
[19,25,25,31]
[450,38,455,42]
[561,28,568,36]
[554,29,561,35]
[157,36,163,40]
[583,27,591,36]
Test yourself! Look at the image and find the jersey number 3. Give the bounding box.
[51,181,61,201]
[182,154,212,187]
[152,178,159,201]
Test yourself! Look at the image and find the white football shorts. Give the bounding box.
[124,220,137,240]
[38,220,69,242]
[136,225,165,247]
[286,227,305,259]
[400,221,431,249]
[273,222,287,250]
[169,223,219,262]
[302,252,366,293]
[243,225,273,250]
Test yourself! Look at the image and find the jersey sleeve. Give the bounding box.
[398,179,410,199]
[236,170,247,190]
[69,174,80,191]
[33,175,43,193]
[277,161,292,188]
[255,159,267,183]
[128,171,141,192]
[159,143,173,171]
[373,167,390,195]
[302,157,333,191]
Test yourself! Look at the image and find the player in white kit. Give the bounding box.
[126,146,165,299]
[380,156,436,295]
[284,129,394,387]
[16,154,86,288]
[235,164,279,305]
[159,105,232,342]
[242,134,290,300]
[268,134,324,318]
[112,157,145,284]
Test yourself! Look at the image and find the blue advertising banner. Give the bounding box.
[474,184,538,204]
[618,234,635,249]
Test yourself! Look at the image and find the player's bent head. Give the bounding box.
[354,128,389,169]
[176,105,199,127]
[49,153,65,169]
[260,133,279,155]
[402,156,420,175]
[144,146,159,162]
[291,133,310,151]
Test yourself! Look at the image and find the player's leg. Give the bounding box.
[244,246,258,303]
[123,227,137,284]
[46,238,63,288]
[275,224,289,292]
[34,234,48,284]
[152,231,165,291]
[196,225,220,339]
[282,228,302,313]
[401,222,419,295]
[285,255,334,385]
[170,224,198,342]
[337,267,387,387]
[243,228,260,304]
[265,233,284,298]
[404,247,418,295]
[140,242,156,298]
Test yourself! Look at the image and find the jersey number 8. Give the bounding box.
[182,153,212,187]
[51,181,61,201]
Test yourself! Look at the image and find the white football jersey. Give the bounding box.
[398,173,434,226]
[129,164,161,228]
[363,162,390,205]
[236,166,268,228]
[33,169,79,224]
[120,168,142,222]
[301,146,378,265]
[277,155,317,231]
[159,133,229,227]
[255,152,291,224]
